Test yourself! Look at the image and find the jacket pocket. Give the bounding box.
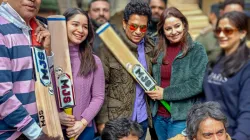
[109,63,126,83]
[107,97,123,108]
[107,97,125,120]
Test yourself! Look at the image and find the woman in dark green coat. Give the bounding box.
[146,7,208,140]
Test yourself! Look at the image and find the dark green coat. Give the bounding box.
[150,36,208,121]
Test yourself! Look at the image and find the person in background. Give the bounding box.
[170,102,231,140]
[0,0,56,139]
[101,118,143,140]
[196,0,244,63]
[57,8,105,140]
[88,0,111,53]
[146,7,208,140]
[95,1,154,140]
[148,0,166,44]
[203,11,250,140]
[148,0,166,139]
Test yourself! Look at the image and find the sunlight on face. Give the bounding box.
[216,18,245,55]
[194,118,227,140]
[67,14,89,46]
[164,16,185,44]
[123,14,148,44]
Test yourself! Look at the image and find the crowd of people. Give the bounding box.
[0,0,250,140]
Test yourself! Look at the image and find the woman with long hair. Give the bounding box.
[57,8,105,140]
[146,7,208,140]
[203,11,250,139]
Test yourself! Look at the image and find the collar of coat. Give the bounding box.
[156,33,195,63]
[118,27,155,54]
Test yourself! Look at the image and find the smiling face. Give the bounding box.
[8,0,41,23]
[67,14,89,46]
[164,16,185,44]
[194,118,227,140]
[216,18,246,55]
[123,14,148,44]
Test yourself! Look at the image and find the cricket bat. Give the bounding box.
[30,19,63,139]
[96,23,171,112]
[47,15,76,140]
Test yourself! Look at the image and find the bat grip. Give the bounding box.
[64,108,73,115]
[64,108,75,140]
[160,100,171,112]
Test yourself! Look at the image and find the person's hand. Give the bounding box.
[97,123,105,134]
[58,112,75,127]
[66,119,87,139]
[36,131,62,140]
[145,86,164,100]
[34,20,51,56]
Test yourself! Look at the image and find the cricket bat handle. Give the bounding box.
[64,108,75,140]
[153,87,171,112]
[160,100,171,112]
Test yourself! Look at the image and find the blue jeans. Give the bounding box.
[139,119,148,140]
[153,115,186,140]
[63,125,95,140]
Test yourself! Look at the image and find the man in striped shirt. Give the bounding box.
[0,0,54,139]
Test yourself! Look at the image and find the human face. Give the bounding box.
[194,118,227,140]
[88,1,110,25]
[150,0,166,22]
[67,14,88,46]
[216,18,246,56]
[164,16,185,44]
[7,0,41,24]
[223,4,243,14]
[119,134,139,140]
[123,14,148,44]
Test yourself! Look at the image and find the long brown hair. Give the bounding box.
[63,8,96,76]
[153,7,189,63]
[213,11,250,77]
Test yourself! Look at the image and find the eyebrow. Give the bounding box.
[165,23,181,28]
[72,21,80,24]
[216,129,224,133]
[71,21,88,25]
[202,129,225,135]
[202,132,212,135]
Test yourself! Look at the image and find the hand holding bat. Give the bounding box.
[66,119,87,139]
[145,86,164,101]
[32,19,51,56]
[58,112,75,127]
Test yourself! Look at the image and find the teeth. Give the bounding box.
[75,35,82,38]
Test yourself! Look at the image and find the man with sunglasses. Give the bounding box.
[196,0,244,63]
[96,1,154,140]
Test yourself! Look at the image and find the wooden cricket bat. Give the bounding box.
[30,19,63,139]
[96,23,171,112]
[47,15,76,140]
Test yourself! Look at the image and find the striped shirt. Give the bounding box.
[0,3,39,140]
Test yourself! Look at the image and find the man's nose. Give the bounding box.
[99,10,104,16]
